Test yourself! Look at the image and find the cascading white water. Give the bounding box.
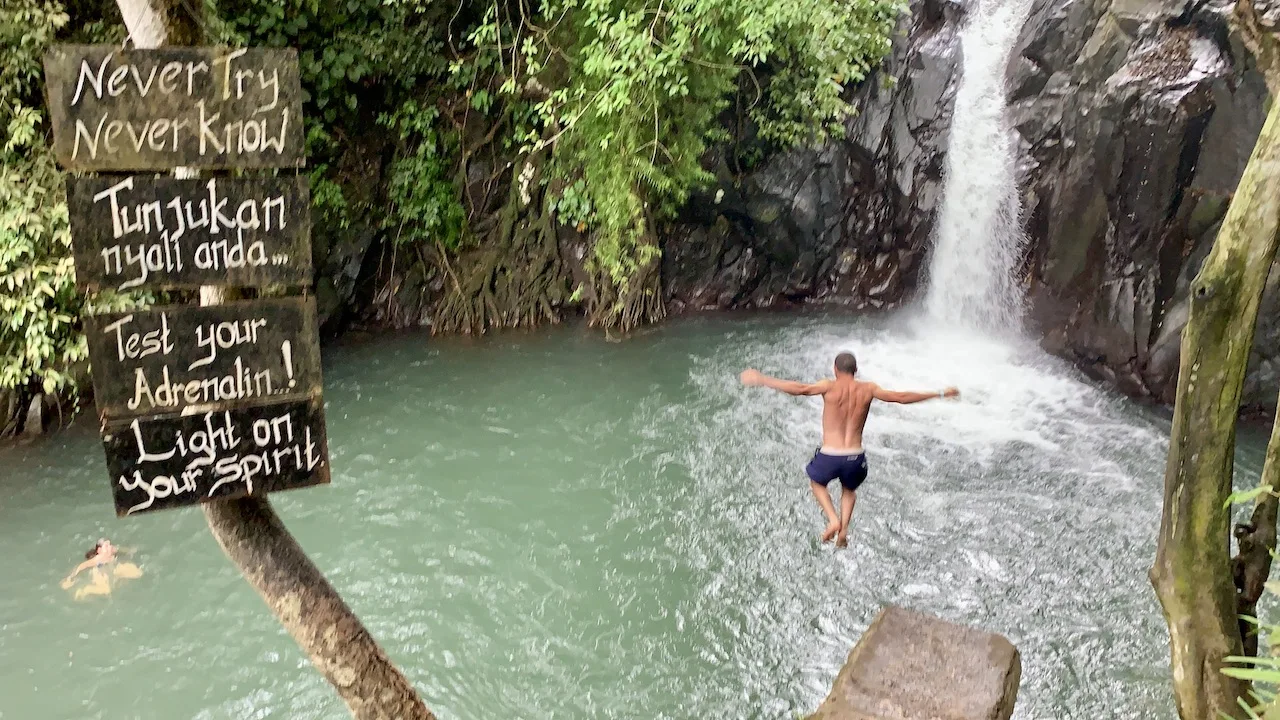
[924,0,1034,331]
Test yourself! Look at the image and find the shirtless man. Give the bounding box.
[740,352,958,547]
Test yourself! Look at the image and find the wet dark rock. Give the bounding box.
[664,0,960,315]
[1013,0,1274,407]
[309,122,391,333]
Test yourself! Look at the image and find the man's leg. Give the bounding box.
[835,489,857,548]
[809,481,841,542]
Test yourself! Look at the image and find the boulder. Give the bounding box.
[808,605,1021,720]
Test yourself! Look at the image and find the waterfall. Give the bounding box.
[924,0,1033,331]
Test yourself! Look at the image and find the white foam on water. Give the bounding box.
[688,312,1173,718]
[749,317,1168,486]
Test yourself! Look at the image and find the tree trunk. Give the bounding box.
[117,0,197,46]
[1231,390,1280,657]
[113,2,434,718]
[1150,97,1280,719]
[204,498,434,720]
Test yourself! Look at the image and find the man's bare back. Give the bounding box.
[817,378,873,452]
[740,351,959,547]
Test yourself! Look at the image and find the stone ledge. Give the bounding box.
[808,605,1021,720]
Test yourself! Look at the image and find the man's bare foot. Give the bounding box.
[835,533,849,548]
[820,522,840,543]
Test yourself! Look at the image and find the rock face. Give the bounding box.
[807,605,1021,720]
[1015,0,1273,405]
[662,0,1278,409]
[663,0,963,315]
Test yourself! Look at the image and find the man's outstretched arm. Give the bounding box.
[872,384,960,404]
[740,369,832,396]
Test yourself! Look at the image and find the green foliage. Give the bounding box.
[1224,579,1280,719]
[302,123,350,227]
[1,2,83,397]
[215,0,448,124]
[212,0,905,324]
[215,0,458,238]
[1227,485,1280,509]
[3,0,902,395]
[378,101,465,249]
[468,0,903,295]
[552,179,593,230]
[1,2,141,403]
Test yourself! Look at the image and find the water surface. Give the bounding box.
[0,314,1267,719]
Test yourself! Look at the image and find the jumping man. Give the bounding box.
[740,352,959,547]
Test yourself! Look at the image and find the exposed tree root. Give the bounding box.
[433,159,570,335]
[428,115,668,336]
[585,234,666,336]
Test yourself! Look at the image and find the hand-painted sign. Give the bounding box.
[46,42,331,515]
[67,176,311,291]
[84,297,322,420]
[43,45,304,170]
[101,397,329,516]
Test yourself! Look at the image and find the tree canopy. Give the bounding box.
[0,0,902,410]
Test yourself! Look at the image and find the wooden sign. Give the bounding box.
[67,176,312,291]
[43,45,304,170]
[101,397,329,516]
[84,297,322,420]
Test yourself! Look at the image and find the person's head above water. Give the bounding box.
[834,352,857,377]
[84,539,114,560]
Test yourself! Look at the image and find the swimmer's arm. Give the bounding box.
[62,559,96,584]
[740,369,832,396]
[872,384,960,404]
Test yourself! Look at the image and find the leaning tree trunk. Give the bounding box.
[115,2,433,718]
[1149,96,1280,719]
[205,498,432,720]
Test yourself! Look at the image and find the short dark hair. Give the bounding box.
[834,352,857,376]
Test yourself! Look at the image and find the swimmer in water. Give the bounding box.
[60,539,142,598]
[741,351,959,548]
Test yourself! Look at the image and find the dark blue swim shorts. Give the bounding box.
[805,450,868,492]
